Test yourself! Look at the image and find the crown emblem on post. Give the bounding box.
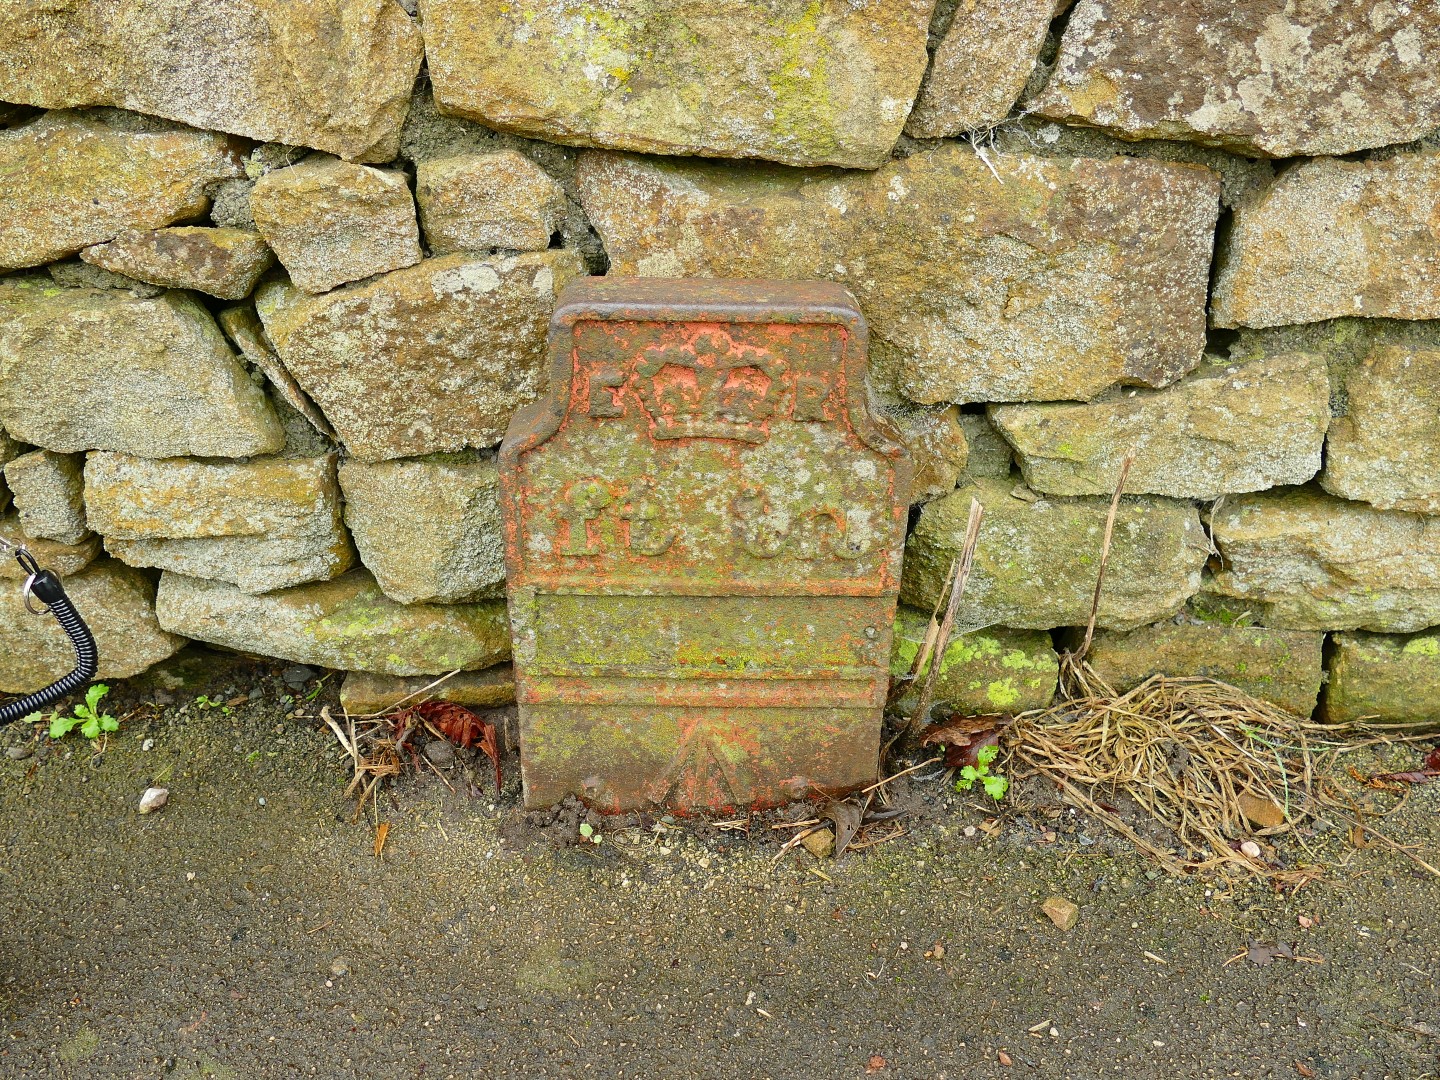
[634,331,786,443]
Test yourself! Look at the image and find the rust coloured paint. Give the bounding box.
[499,278,910,812]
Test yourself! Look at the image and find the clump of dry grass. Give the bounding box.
[1007,654,1438,880]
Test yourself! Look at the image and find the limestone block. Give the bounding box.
[1208,489,1440,633]
[1085,623,1325,718]
[0,110,242,270]
[0,559,184,694]
[0,513,101,580]
[416,151,568,254]
[956,413,1013,479]
[989,352,1330,499]
[1212,152,1440,329]
[0,277,284,458]
[255,250,585,461]
[1324,632,1440,730]
[421,0,936,169]
[578,145,1219,404]
[879,404,968,505]
[1034,0,1440,157]
[339,666,516,715]
[0,0,423,162]
[339,453,505,605]
[1321,345,1440,513]
[905,0,1056,137]
[84,452,353,594]
[251,157,422,294]
[890,605,1057,715]
[81,227,274,300]
[901,477,1208,631]
[3,450,88,544]
[155,570,512,677]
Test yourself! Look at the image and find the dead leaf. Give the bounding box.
[476,714,502,792]
[1427,746,1440,772]
[1373,771,1439,785]
[1348,824,1370,849]
[1297,914,1314,929]
[997,1049,1013,1067]
[1237,791,1286,829]
[1245,941,1308,966]
[865,1054,887,1073]
[374,821,390,858]
[824,800,863,857]
[920,713,1010,769]
[1294,1062,1316,1078]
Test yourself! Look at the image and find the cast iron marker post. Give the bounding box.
[500,278,910,813]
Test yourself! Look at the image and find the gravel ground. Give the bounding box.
[0,651,1436,1079]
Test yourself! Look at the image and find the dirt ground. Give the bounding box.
[0,649,1436,1080]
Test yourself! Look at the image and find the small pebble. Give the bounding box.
[6,745,33,761]
[424,739,456,769]
[138,787,169,814]
[329,957,351,977]
[141,738,155,752]
[1240,840,1263,859]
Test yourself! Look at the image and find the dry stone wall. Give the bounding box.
[0,0,1437,727]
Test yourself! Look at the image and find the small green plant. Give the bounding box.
[578,822,603,845]
[34,684,119,743]
[954,744,1009,800]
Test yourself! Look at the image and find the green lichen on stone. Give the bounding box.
[890,605,1057,716]
[1325,631,1440,729]
[766,0,839,160]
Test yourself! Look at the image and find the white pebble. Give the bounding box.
[137,787,169,814]
[1240,840,1262,859]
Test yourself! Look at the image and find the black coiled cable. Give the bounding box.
[0,569,99,725]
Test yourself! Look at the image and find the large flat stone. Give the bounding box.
[0,559,184,694]
[905,0,1056,137]
[988,352,1330,499]
[81,227,274,301]
[0,277,284,458]
[1323,631,1440,730]
[890,605,1057,715]
[84,452,353,593]
[901,477,1208,631]
[255,250,585,461]
[578,145,1219,404]
[3,450,89,544]
[1321,345,1440,513]
[421,0,936,169]
[338,452,505,605]
[251,157,422,294]
[1208,488,1440,633]
[1085,623,1325,718]
[0,1,422,162]
[1212,152,1440,329]
[1034,0,1440,158]
[0,110,242,270]
[339,666,516,715]
[155,569,512,677]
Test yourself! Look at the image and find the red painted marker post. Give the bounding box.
[500,278,910,813]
